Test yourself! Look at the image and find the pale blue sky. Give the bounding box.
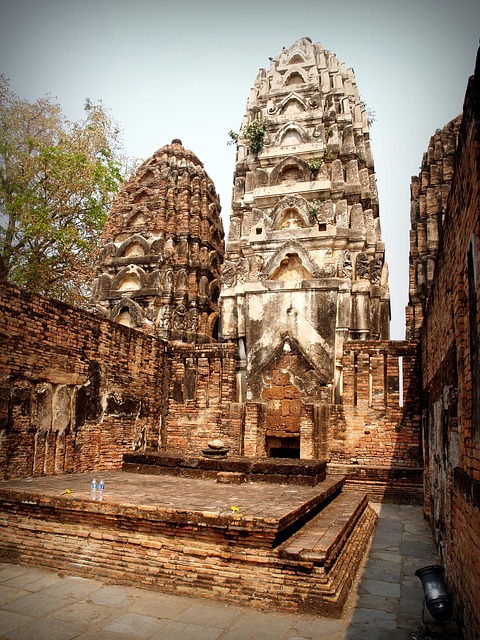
[1,0,479,338]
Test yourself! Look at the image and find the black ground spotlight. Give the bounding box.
[415,565,453,635]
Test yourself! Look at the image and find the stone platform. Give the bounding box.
[123,452,327,486]
[0,470,377,616]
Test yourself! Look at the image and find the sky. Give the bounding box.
[0,0,479,339]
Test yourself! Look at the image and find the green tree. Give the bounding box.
[0,75,127,305]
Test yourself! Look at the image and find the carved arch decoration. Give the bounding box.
[270,155,310,186]
[262,240,320,280]
[274,122,310,147]
[271,194,310,229]
[118,234,149,258]
[283,70,307,87]
[112,265,147,292]
[126,210,147,229]
[258,335,329,384]
[111,298,144,328]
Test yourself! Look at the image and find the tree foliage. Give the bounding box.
[0,75,127,305]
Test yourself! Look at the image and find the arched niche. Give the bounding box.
[263,241,319,281]
[209,279,221,305]
[270,156,309,186]
[271,194,310,229]
[288,53,306,65]
[280,128,303,144]
[278,208,305,230]
[117,273,141,292]
[127,211,147,227]
[284,71,305,87]
[113,265,146,292]
[111,298,143,328]
[274,122,309,147]
[270,253,312,281]
[114,308,135,327]
[132,189,150,204]
[118,234,149,258]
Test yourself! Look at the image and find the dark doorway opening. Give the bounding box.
[266,436,300,458]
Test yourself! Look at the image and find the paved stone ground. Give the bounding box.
[0,502,460,640]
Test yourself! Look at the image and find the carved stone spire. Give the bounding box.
[221,37,390,406]
[92,140,224,343]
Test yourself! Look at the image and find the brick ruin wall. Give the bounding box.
[0,283,239,479]
[420,51,480,640]
[329,340,421,469]
[0,283,168,478]
[0,281,421,482]
[163,341,240,454]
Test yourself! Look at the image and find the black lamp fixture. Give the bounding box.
[415,565,453,633]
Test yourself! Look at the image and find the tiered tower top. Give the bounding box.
[221,37,390,406]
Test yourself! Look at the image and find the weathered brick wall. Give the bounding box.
[163,342,239,454]
[0,282,168,478]
[420,49,480,640]
[329,340,422,468]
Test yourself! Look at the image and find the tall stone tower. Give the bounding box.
[92,139,224,343]
[221,38,390,420]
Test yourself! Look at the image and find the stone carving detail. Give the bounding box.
[338,251,352,278]
[370,258,383,284]
[236,259,249,284]
[174,304,187,330]
[159,305,172,330]
[186,307,199,332]
[356,253,370,279]
[222,260,237,288]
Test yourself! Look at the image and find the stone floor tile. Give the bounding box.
[219,610,293,640]
[344,626,412,639]
[362,565,401,582]
[50,600,114,626]
[2,568,62,592]
[43,575,102,599]
[130,592,194,619]
[1,590,72,617]
[0,565,29,583]
[90,585,135,608]
[76,632,137,640]
[348,606,397,628]
[104,612,168,638]
[0,585,29,606]
[359,578,401,598]
[352,593,397,613]
[150,620,223,640]
[176,600,243,627]
[0,609,33,635]
[290,615,348,638]
[3,615,82,640]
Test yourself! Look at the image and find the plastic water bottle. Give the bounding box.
[90,477,97,499]
[97,478,105,501]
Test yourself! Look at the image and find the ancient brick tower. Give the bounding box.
[221,37,390,439]
[405,116,461,339]
[92,139,224,342]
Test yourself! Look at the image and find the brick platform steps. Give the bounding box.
[0,470,377,615]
